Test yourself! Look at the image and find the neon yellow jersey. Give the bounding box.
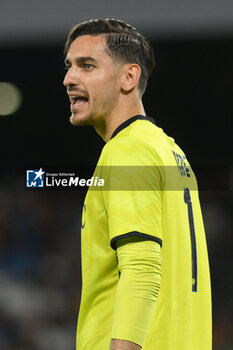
[77,115,212,350]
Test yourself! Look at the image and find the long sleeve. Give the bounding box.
[111,237,162,347]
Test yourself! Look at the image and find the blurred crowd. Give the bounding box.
[0,176,84,350]
[0,175,232,350]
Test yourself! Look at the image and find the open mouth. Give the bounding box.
[71,96,89,108]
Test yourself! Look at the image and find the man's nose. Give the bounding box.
[63,66,80,87]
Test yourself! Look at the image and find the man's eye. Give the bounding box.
[64,66,71,71]
[83,64,94,70]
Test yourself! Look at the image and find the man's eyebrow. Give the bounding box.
[64,56,97,65]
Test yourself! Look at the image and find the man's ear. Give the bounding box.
[121,63,141,93]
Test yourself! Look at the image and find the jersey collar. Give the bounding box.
[110,115,156,140]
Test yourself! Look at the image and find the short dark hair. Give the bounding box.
[64,18,155,96]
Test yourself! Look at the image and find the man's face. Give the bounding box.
[63,35,124,127]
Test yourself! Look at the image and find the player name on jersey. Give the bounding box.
[172,151,190,177]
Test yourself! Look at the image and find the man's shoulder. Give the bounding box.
[108,118,161,147]
[104,118,173,158]
[99,131,160,167]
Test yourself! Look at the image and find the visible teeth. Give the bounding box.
[73,96,88,106]
[71,96,88,104]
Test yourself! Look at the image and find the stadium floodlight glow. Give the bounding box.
[0,82,22,116]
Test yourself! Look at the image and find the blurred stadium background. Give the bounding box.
[0,1,233,349]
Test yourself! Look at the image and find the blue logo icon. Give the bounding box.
[26,168,45,187]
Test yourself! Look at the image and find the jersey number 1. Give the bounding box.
[184,188,198,292]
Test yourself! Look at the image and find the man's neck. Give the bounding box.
[94,99,146,143]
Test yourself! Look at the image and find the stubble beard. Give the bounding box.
[69,93,117,130]
[69,110,95,127]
